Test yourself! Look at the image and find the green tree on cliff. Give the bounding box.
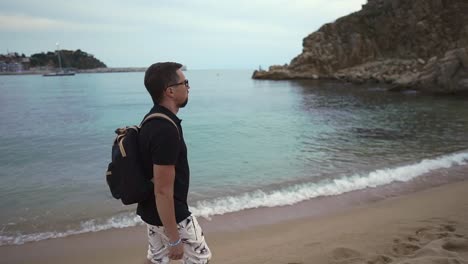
[30,49,107,69]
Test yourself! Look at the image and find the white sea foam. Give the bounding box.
[191,151,468,217]
[1,151,467,246]
[0,213,143,246]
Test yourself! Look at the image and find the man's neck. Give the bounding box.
[158,101,179,115]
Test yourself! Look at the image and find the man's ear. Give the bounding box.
[165,87,174,97]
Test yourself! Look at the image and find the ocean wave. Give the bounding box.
[191,151,468,217]
[2,151,467,246]
[0,213,143,246]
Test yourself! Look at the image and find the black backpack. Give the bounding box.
[105,113,179,205]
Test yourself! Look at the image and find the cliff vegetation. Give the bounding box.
[30,49,107,69]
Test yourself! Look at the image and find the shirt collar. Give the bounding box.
[150,104,182,124]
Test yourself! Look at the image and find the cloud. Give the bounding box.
[0,12,292,39]
[0,13,137,33]
[0,14,62,31]
[0,0,367,68]
[0,0,366,35]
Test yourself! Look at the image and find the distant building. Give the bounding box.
[0,61,7,72]
[0,53,30,72]
[21,58,30,70]
[6,52,17,57]
[0,62,23,72]
[7,62,23,72]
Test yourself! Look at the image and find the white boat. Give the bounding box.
[43,43,75,77]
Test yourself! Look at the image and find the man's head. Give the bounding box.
[144,62,190,108]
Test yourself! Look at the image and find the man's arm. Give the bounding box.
[153,164,183,260]
[153,164,179,241]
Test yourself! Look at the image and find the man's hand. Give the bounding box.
[168,243,184,260]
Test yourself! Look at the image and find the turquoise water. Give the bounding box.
[1,70,468,245]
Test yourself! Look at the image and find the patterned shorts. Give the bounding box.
[145,215,212,264]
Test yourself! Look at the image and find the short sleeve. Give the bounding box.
[147,120,180,165]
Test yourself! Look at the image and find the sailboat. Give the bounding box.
[43,43,75,77]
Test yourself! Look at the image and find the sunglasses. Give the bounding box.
[167,79,189,88]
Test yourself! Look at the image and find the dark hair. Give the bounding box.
[144,62,183,103]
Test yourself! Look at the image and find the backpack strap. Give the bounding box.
[140,113,180,139]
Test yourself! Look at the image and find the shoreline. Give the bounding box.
[2,155,467,247]
[1,160,467,245]
[1,166,467,263]
[0,67,146,76]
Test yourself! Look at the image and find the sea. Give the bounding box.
[0,70,467,246]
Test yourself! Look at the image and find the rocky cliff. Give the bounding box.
[253,0,468,93]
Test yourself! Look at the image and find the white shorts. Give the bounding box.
[145,215,211,264]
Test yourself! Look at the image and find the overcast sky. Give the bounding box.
[1,0,366,69]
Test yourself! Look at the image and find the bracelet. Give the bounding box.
[168,238,182,247]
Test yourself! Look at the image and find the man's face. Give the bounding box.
[171,69,190,108]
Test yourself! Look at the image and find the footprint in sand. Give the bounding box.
[388,222,468,264]
[330,247,365,264]
[442,225,457,233]
[414,224,457,244]
[406,238,468,264]
[442,238,468,253]
[330,247,396,264]
[406,235,420,243]
[391,241,421,256]
[366,254,393,264]
[330,221,467,264]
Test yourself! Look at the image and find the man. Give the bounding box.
[138,62,211,264]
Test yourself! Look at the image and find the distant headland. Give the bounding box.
[0,49,108,74]
[0,50,148,75]
[253,0,468,94]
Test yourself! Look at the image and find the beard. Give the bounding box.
[179,97,188,108]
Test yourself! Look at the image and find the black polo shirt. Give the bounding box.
[137,104,191,226]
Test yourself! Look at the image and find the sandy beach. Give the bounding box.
[2,172,467,264]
